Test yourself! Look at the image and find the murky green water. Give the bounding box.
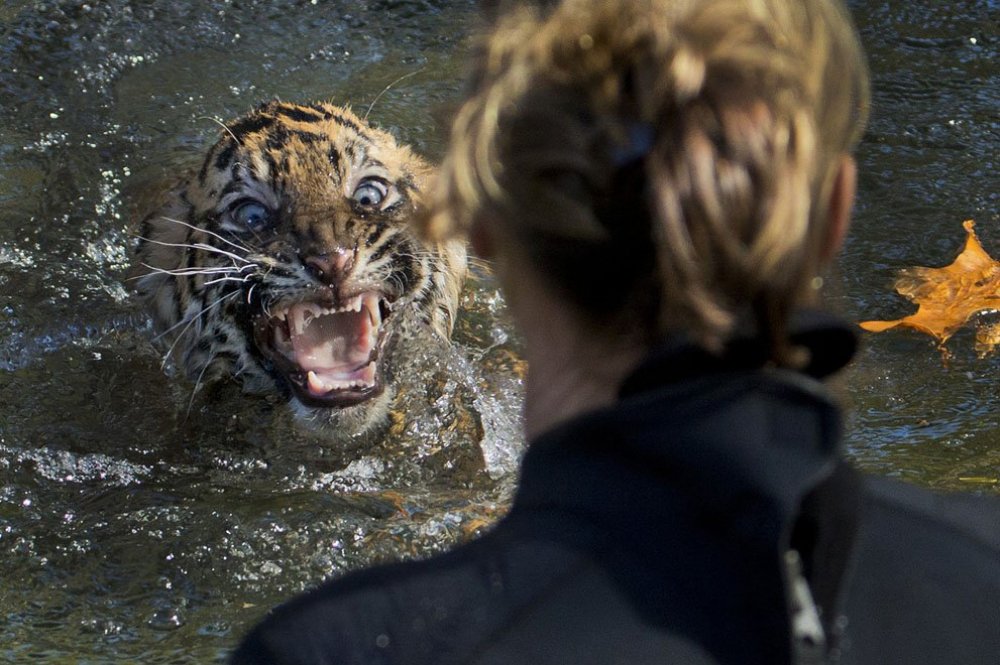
[0,0,996,661]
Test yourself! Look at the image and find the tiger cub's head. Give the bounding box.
[134,101,466,438]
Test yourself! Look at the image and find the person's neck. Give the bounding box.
[490,241,647,441]
[517,307,646,441]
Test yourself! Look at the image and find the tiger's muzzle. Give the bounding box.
[251,291,394,408]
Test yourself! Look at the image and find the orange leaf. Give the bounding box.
[859,220,1000,355]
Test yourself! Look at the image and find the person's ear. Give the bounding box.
[822,155,856,263]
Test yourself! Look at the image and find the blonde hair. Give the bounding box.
[428,0,870,362]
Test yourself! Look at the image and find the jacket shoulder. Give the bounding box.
[841,477,1000,664]
[865,476,1000,549]
[229,526,598,665]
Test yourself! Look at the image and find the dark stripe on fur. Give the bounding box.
[329,114,374,142]
[368,230,394,261]
[220,180,243,198]
[214,140,238,172]
[276,105,325,123]
[228,114,277,141]
[263,151,280,184]
[397,175,418,195]
[265,126,328,152]
[198,151,212,185]
[365,224,387,247]
[309,103,329,116]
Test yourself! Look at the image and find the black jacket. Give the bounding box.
[231,316,1000,664]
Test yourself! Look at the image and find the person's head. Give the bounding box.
[429,0,870,365]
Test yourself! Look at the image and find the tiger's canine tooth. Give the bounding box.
[307,370,327,394]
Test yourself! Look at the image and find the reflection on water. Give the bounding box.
[0,0,997,660]
[0,1,521,661]
[839,0,999,490]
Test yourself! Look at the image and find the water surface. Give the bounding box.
[839,0,999,489]
[0,0,997,661]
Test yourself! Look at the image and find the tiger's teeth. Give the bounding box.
[332,296,362,314]
[307,370,326,394]
[306,366,376,395]
[296,296,364,317]
[363,294,382,327]
[292,308,307,335]
[290,302,321,334]
[307,370,342,394]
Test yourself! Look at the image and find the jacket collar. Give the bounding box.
[619,309,858,397]
[517,310,858,525]
[512,312,861,661]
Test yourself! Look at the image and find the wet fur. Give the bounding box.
[132,101,466,437]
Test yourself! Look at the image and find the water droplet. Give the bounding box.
[148,609,185,631]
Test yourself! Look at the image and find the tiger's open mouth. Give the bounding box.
[252,293,391,408]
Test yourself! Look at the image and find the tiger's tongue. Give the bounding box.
[289,306,374,373]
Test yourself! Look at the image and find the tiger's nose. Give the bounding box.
[303,247,355,284]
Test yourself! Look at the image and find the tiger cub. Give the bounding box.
[133,101,466,438]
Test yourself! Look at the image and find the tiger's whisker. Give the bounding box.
[157,296,239,369]
[134,236,256,265]
[189,243,257,265]
[467,257,494,272]
[158,262,256,275]
[154,216,254,253]
[185,353,217,421]
[155,290,240,349]
[203,276,254,286]
[134,264,253,279]
[163,320,218,374]
[364,68,425,121]
[198,116,241,145]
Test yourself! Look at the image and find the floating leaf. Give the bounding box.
[860,220,1000,356]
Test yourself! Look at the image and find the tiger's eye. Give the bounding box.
[233,201,272,233]
[351,179,388,208]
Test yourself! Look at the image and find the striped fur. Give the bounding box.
[133,101,466,437]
